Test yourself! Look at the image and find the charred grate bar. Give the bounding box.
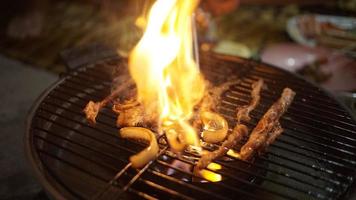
[26,52,356,200]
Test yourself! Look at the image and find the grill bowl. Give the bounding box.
[26,53,356,200]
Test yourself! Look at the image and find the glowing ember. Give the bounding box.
[200,169,222,182]
[128,0,205,149]
[207,162,222,170]
[204,162,222,182]
[227,149,241,159]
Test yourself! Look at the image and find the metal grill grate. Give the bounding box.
[26,53,356,200]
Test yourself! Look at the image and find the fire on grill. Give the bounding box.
[83,0,295,181]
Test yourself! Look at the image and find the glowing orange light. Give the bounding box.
[227,149,241,159]
[207,162,222,171]
[200,169,222,182]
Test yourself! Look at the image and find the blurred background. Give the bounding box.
[0,0,355,199]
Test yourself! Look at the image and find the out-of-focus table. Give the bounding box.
[0,1,355,74]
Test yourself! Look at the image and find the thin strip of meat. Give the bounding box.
[194,79,264,173]
[200,79,240,112]
[83,78,133,124]
[236,79,264,123]
[240,88,295,161]
[265,122,283,148]
[192,79,240,133]
[194,124,248,171]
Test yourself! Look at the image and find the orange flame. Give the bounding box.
[129,0,204,147]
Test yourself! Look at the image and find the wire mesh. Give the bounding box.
[27,53,356,200]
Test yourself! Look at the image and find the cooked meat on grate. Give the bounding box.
[83,78,133,125]
[194,124,248,172]
[265,122,283,148]
[236,79,264,123]
[83,101,102,125]
[240,88,296,161]
[194,79,265,173]
[84,76,294,173]
[113,101,159,129]
[192,79,240,140]
[116,105,145,127]
[112,99,140,111]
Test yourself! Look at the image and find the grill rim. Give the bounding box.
[25,53,356,200]
[25,75,75,200]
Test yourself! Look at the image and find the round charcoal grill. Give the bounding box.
[26,52,356,200]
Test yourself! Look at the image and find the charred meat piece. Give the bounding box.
[117,105,145,127]
[112,99,140,112]
[194,79,264,173]
[195,124,248,171]
[113,101,159,129]
[240,88,295,161]
[265,122,283,148]
[236,79,264,123]
[83,78,133,125]
[83,101,103,125]
[193,79,239,130]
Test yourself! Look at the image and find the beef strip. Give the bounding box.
[83,78,133,124]
[240,88,295,161]
[236,79,264,123]
[194,79,265,173]
[194,124,248,171]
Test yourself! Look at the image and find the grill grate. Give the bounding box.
[26,53,356,200]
